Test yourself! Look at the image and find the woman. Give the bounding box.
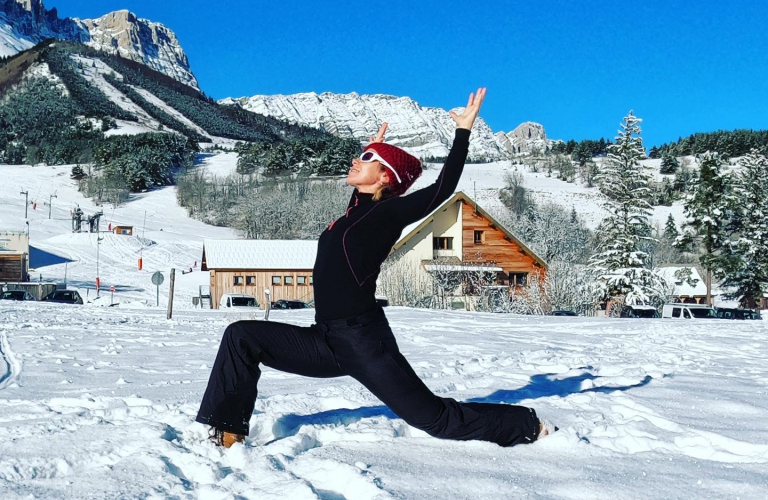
[196,88,555,448]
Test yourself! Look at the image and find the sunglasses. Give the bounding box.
[359,150,402,184]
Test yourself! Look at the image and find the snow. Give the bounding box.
[196,152,240,177]
[71,55,164,134]
[0,14,35,58]
[416,160,687,230]
[1,155,767,498]
[0,304,767,498]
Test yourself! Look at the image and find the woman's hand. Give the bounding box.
[449,87,487,131]
[368,122,388,144]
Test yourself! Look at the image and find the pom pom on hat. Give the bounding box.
[364,143,422,197]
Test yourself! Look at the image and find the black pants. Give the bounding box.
[196,308,540,447]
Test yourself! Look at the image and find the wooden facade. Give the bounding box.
[209,269,314,309]
[459,200,545,286]
[388,192,548,309]
[0,253,28,282]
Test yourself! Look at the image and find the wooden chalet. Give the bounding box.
[201,239,317,309]
[388,191,547,309]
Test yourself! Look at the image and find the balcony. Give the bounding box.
[433,249,457,259]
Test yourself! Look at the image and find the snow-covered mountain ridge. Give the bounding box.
[0,0,198,89]
[221,92,560,161]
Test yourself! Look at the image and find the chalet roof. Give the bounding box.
[202,239,317,270]
[393,191,548,269]
[657,266,710,297]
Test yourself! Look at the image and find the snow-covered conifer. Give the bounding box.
[719,150,768,307]
[659,154,679,174]
[663,214,679,241]
[676,151,730,304]
[589,111,666,305]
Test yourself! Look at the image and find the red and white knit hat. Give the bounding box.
[363,143,422,197]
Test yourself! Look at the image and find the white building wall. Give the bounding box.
[0,233,29,254]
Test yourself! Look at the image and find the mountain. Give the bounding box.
[0,0,197,89]
[495,122,552,156]
[221,92,560,161]
[220,92,509,161]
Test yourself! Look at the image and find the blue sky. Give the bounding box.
[50,0,768,147]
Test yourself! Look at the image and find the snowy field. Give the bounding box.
[0,304,766,499]
[1,151,765,498]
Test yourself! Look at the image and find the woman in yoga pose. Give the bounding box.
[197,88,555,447]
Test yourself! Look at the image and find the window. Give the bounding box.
[297,276,307,285]
[309,276,314,285]
[474,230,485,244]
[672,307,681,318]
[509,272,528,287]
[284,276,293,285]
[433,237,453,250]
[233,276,244,286]
[272,276,281,285]
[246,276,256,286]
[683,309,691,319]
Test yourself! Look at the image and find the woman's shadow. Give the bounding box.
[268,371,654,441]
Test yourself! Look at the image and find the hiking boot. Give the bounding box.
[208,427,246,448]
[537,419,559,440]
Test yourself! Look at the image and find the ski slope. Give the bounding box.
[0,158,237,309]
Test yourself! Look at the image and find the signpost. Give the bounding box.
[151,271,164,307]
[110,285,115,306]
[167,268,175,320]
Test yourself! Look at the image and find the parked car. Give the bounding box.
[552,310,578,317]
[620,305,660,318]
[45,290,83,305]
[0,290,35,301]
[219,293,259,310]
[662,303,716,319]
[715,307,762,320]
[272,300,310,310]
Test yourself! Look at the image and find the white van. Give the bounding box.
[662,303,716,319]
[219,293,259,310]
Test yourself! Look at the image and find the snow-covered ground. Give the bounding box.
[0,304,766,499]
[2,152,766,498]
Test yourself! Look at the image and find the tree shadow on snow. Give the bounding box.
[267,372,653,441]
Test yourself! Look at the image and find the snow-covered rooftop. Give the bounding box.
[657,266,709,297]
[202,239,317,270]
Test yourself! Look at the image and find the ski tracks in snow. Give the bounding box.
[0,326,22,391]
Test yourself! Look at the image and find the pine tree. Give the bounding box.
[659,154,679,174]
[677,152,730,305]
[589,111,666,306]
[719,150,768,308]
[663,214,679,240]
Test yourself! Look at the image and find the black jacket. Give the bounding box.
[313,128,471,320]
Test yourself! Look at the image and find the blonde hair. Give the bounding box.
[372,165,392,201]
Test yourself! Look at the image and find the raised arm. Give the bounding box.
[384,88,487,225]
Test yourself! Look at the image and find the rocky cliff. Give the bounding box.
[0,0,197,89]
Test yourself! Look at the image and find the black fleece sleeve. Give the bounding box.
[384,128,471,226]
